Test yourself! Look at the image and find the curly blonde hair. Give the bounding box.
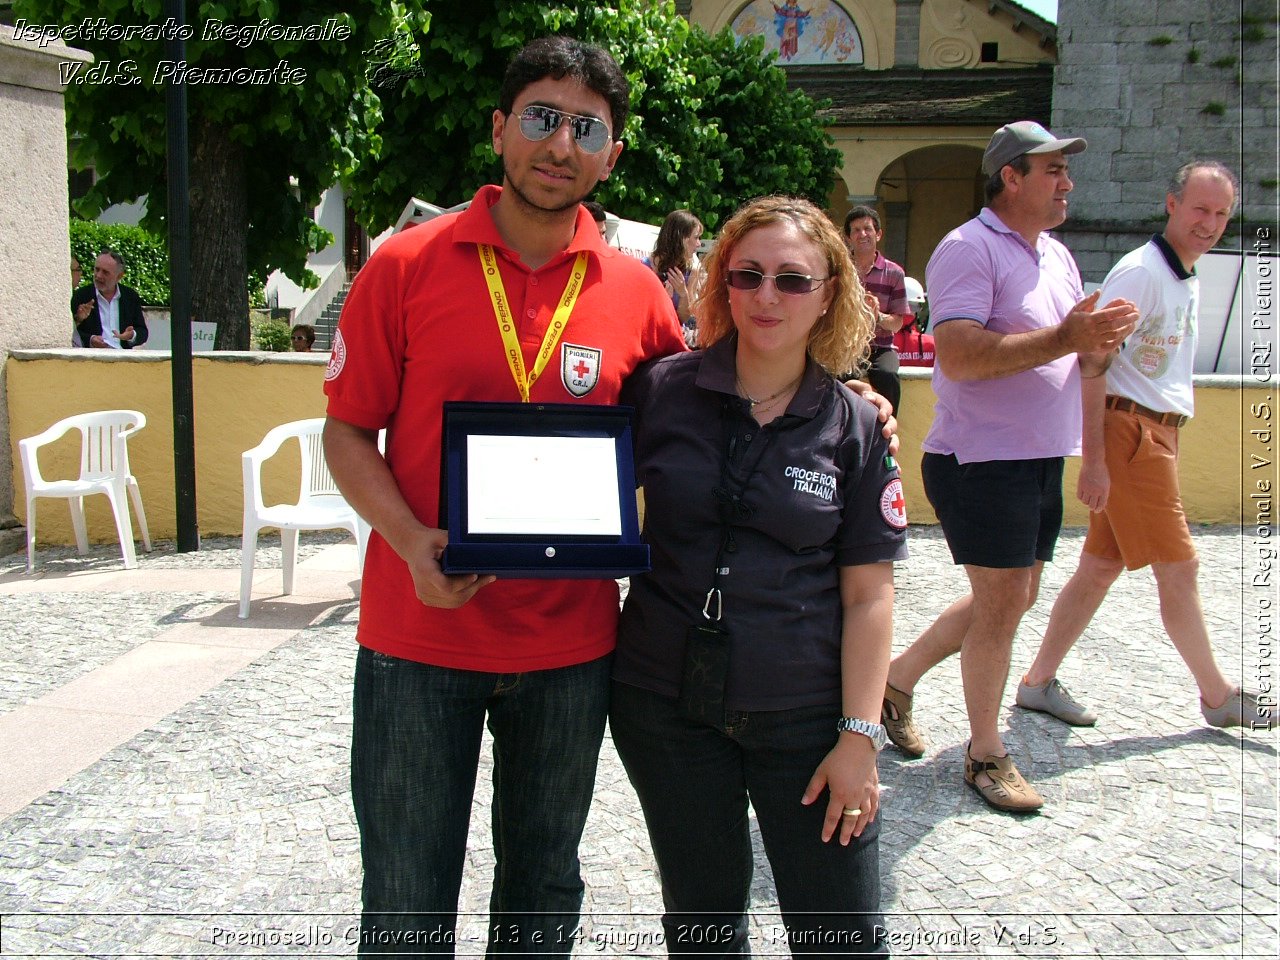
[693,196,874,375]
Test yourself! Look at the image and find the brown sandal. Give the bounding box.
[881,682,926,758]
[964,742,1043,813]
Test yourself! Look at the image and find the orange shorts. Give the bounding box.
[1082,408,1196,570]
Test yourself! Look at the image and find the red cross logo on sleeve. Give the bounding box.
[879,478,907,529]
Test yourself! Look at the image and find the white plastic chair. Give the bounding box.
[240,418,368,618]
[19,409,152,572]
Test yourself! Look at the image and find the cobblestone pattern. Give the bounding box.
[0,531,352,575]
[0,528,1275,957]
[0,592,237,714]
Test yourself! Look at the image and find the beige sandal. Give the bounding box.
[881,683,926,758]
[964,742,1043,813]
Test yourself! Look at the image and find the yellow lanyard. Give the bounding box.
[478,244,589,403]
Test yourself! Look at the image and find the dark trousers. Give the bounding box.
[610,682,888,957]
[351,647,611,957]
[865,347,901,416]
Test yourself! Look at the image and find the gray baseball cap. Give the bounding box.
[982,121,1086,176]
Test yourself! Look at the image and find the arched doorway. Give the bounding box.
[875,143,984,279]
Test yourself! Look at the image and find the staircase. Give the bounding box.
[312,281,352,353]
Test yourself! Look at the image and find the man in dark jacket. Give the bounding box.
[73,249,147,349]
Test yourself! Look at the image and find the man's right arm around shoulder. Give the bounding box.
[933,290,1139,382]
[323,417,495,608]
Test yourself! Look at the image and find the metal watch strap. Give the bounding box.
[837,716,888,751]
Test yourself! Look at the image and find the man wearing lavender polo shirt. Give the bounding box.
[876,121,1140,813]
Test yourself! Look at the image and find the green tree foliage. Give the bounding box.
[68,220,265,309]
[685,27,842,220]
[69,220,170,305]
[345,0,839,233]
[31,0,834,347]
[15,0,423,348]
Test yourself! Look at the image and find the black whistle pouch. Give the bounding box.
[678,621,731,725]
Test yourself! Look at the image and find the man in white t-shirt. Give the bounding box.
[1018,161,1269,732]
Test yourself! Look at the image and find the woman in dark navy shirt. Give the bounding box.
[613,196,908,956]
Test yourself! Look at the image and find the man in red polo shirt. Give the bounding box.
[323,37,686,955]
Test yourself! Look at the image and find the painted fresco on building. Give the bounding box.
[730,0,864,64]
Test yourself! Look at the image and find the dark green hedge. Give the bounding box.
[70,220,169,305]
[252,312,292,352]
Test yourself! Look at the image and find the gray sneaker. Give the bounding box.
[1015,677,1097,726]
[1201,687,1266,728]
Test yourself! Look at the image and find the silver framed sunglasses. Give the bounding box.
[517,105,612,153]
[725,269,830,296]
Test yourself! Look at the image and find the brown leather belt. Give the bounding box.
[1105,395,1188,428]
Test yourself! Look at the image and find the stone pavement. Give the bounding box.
[0,527,1275,958]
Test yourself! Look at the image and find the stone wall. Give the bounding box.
[1052,0,1277,281]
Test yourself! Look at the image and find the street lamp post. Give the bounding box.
[165,0,198,551]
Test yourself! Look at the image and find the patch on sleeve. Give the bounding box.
[879,477,907,530]
[325,329,347,382]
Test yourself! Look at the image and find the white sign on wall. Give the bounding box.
[138,312,218,353]
[1196,251,1275,375]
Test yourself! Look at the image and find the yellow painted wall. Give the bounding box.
[829,151,980,278]
[874,143,983,278]
[920,0,1055,69]
[895,371,1275,527]
[7,353,1273,548]
[830,125,990,200]
[8,351,330,544]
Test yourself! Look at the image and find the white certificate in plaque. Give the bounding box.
[439,401,649,578]
[465,435,622,536]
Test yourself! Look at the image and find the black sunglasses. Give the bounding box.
[725,269,830,296]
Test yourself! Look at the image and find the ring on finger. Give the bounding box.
[841,807,862,817]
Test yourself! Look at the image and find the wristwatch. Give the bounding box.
[837,716,888,751]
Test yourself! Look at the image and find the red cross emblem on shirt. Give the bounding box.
[561,343,601,398]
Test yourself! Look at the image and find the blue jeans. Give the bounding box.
[610,682,888,958]
[351,647,611,957]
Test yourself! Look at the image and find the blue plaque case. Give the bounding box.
[439,401,649,578]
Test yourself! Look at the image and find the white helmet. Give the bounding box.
[904,276,926,306]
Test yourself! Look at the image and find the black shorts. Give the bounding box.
[921,453,1065,568]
